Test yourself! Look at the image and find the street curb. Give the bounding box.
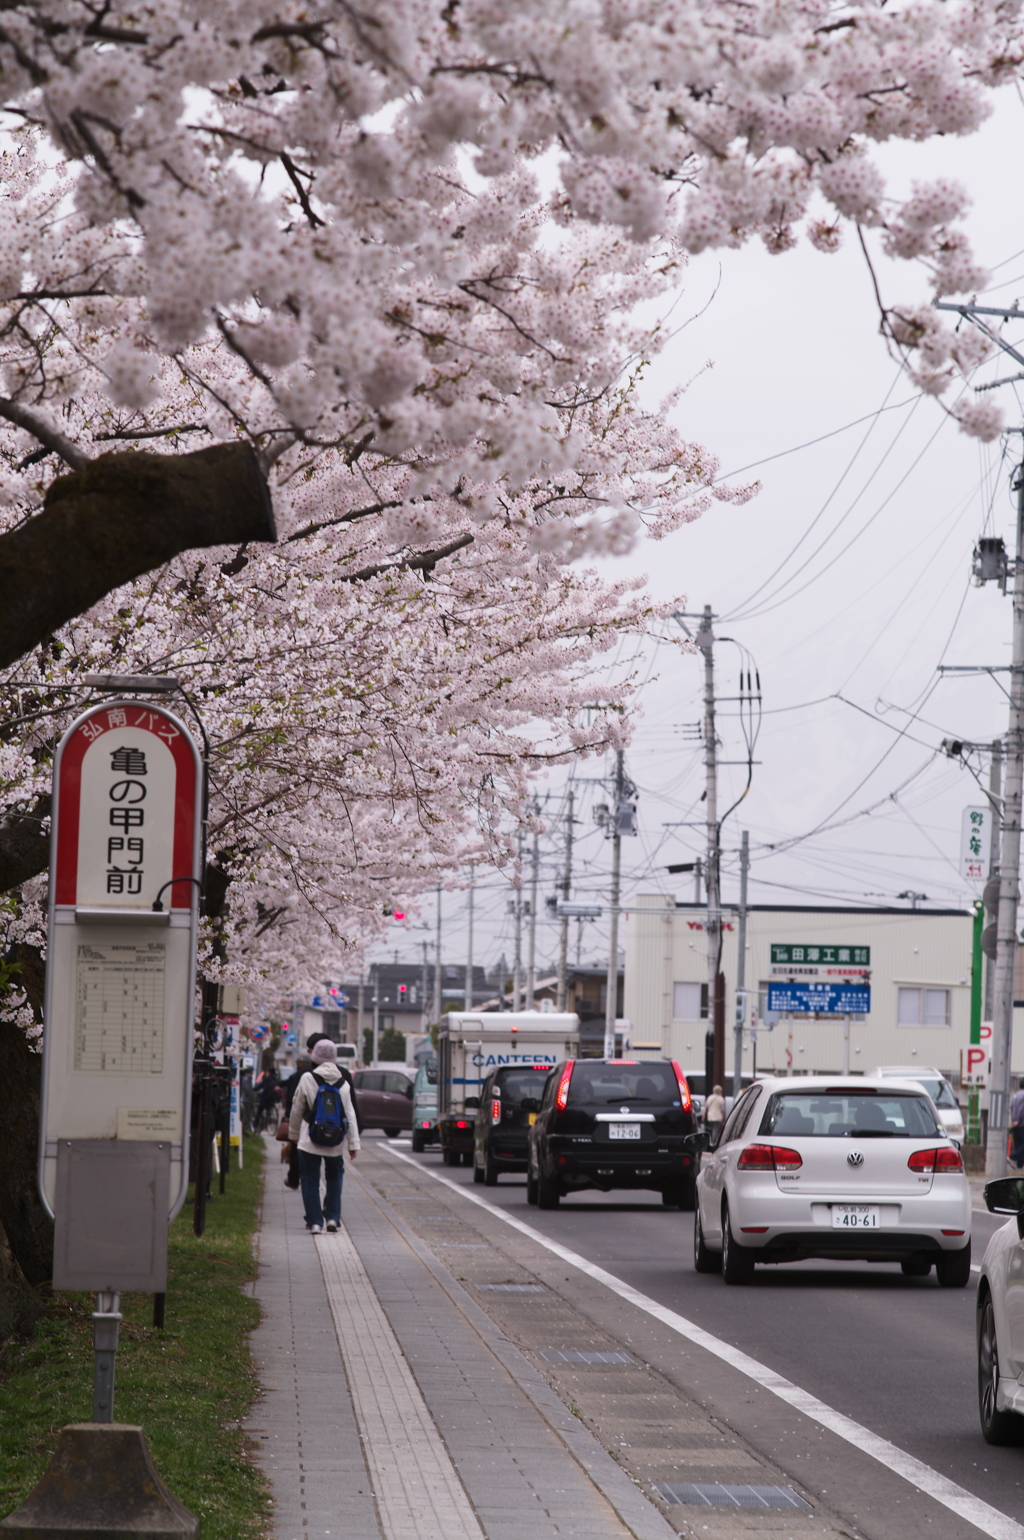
[349,1162,679,1540]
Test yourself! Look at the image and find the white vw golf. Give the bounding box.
[693,1076,972,1286]
[976,1175,1024,1443]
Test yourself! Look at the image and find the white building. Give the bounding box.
[623,896,1024,1083]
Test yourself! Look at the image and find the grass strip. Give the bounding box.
[0,1135,270,1539]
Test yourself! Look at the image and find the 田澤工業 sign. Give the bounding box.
[770,943,870,966]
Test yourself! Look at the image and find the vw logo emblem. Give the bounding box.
[847,1151,865,1169]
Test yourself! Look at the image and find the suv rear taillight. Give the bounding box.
[491,1099,501,1125]
[738,1143,803,1171]
[671,1060,693,1114]
[555,1061,575,1112]
[908,1146,964,1172]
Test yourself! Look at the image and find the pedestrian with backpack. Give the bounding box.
[287,1039,360,1233]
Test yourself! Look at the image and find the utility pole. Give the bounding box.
[989,465,1024,1178]
[697,605,724,1091]
[556,788,575,1012]
[356,972,364,1057]
[604,750,625,1059]
[465,880,474,1012]
[371,963,380,1065]
[512,833,524,1012]
[733,831,749,1100]
[934,300,1024,1178]
[527,816,540,1008]
[421,940,429,1032]
[985,739,1003,1023]
[432,886,443,1029]
[693,857,703,904]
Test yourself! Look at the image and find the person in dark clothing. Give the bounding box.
[282,1051,313,1189]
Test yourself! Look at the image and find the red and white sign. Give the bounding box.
[962,1045,989,1087]
[53,701,202,912]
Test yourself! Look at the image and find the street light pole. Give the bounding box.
[432,886,443,1029]
[989,464,1024,1178]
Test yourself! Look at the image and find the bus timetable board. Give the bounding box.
[39,698,202,1222]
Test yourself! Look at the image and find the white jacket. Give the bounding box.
[288,1065,361,1156]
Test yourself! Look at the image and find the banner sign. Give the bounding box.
[960,805,991,883]
[766,982,871,1015]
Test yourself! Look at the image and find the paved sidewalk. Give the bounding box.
[244,1146,675,1540]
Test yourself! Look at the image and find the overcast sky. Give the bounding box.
[355,90,1024,996]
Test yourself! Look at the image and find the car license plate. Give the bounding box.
[609,1123,641,1140]
[528,1112,537,1126]
[831,1204,880,1229]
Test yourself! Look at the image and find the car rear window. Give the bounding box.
[759,1092,943,1139]
[495,1068,550,1103]
[567,1062,680,1106]
[911,1078,958,1110]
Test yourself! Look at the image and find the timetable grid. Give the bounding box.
[73,941,167,1074]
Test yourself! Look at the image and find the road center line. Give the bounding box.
[381,1146,1023,1540]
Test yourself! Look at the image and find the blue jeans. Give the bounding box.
[298,1149,344,1227]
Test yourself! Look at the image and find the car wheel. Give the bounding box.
[461,1150,473,1167]
[901,1256,932,1278]
[483,1152,498,1187]
[693,1199,720,1274]
[384,1128,399,1139]
[936,1239,972,1288]
[442,1149,457,1166]
[721,1201,756,1286]
[662,1184,686,1208]
[979,1295,1023,1444]
[411,1130,424,1154]
[537,1170,561,1209]
[526,1168,539,1206]
[473,1157,484,1184]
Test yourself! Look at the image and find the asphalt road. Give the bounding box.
[397,1142,1024,1527]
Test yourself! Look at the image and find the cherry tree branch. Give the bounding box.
[0,442,277,668]
[0,398,89,471]
[341,532,473,582]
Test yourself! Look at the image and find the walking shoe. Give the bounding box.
[310,1224,323,1235]
[326,1220,339,1232]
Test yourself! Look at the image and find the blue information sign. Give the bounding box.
[767,982,871,1015]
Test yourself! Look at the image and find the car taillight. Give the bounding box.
[908,1146,964,1172]
[421,1120,431,1128]
[491,1099,501,1125]
[455,1120,470,1129]
[555,1060,575,1112]
[738,1144,802,1171]
[671,1060,693,1114]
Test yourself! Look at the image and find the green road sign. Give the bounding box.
[770,943,870,966]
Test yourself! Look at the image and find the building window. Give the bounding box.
[897,987,951,1027]
[673,981,708,1020]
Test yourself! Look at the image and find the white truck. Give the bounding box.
[436,1011,580,1165]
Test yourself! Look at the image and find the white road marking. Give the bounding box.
[382,1145,1023,1540]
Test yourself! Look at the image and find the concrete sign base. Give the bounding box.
[0,1423,199,1539]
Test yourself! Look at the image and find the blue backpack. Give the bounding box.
[306,1073,348,1147]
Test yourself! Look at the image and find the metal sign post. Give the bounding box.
[39,694,202,1424]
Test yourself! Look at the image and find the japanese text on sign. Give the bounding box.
[960,805,991,883]
[770,943,870,966]
[766,981,871,1015]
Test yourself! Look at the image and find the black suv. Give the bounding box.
[472,1064,551,1186]
[527,1058,697,1210]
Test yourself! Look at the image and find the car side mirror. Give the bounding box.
[985,1176,1024,1236]
[465,1096,480,1111]
[521,1096,539,1113]
[683,1131,706,1155]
